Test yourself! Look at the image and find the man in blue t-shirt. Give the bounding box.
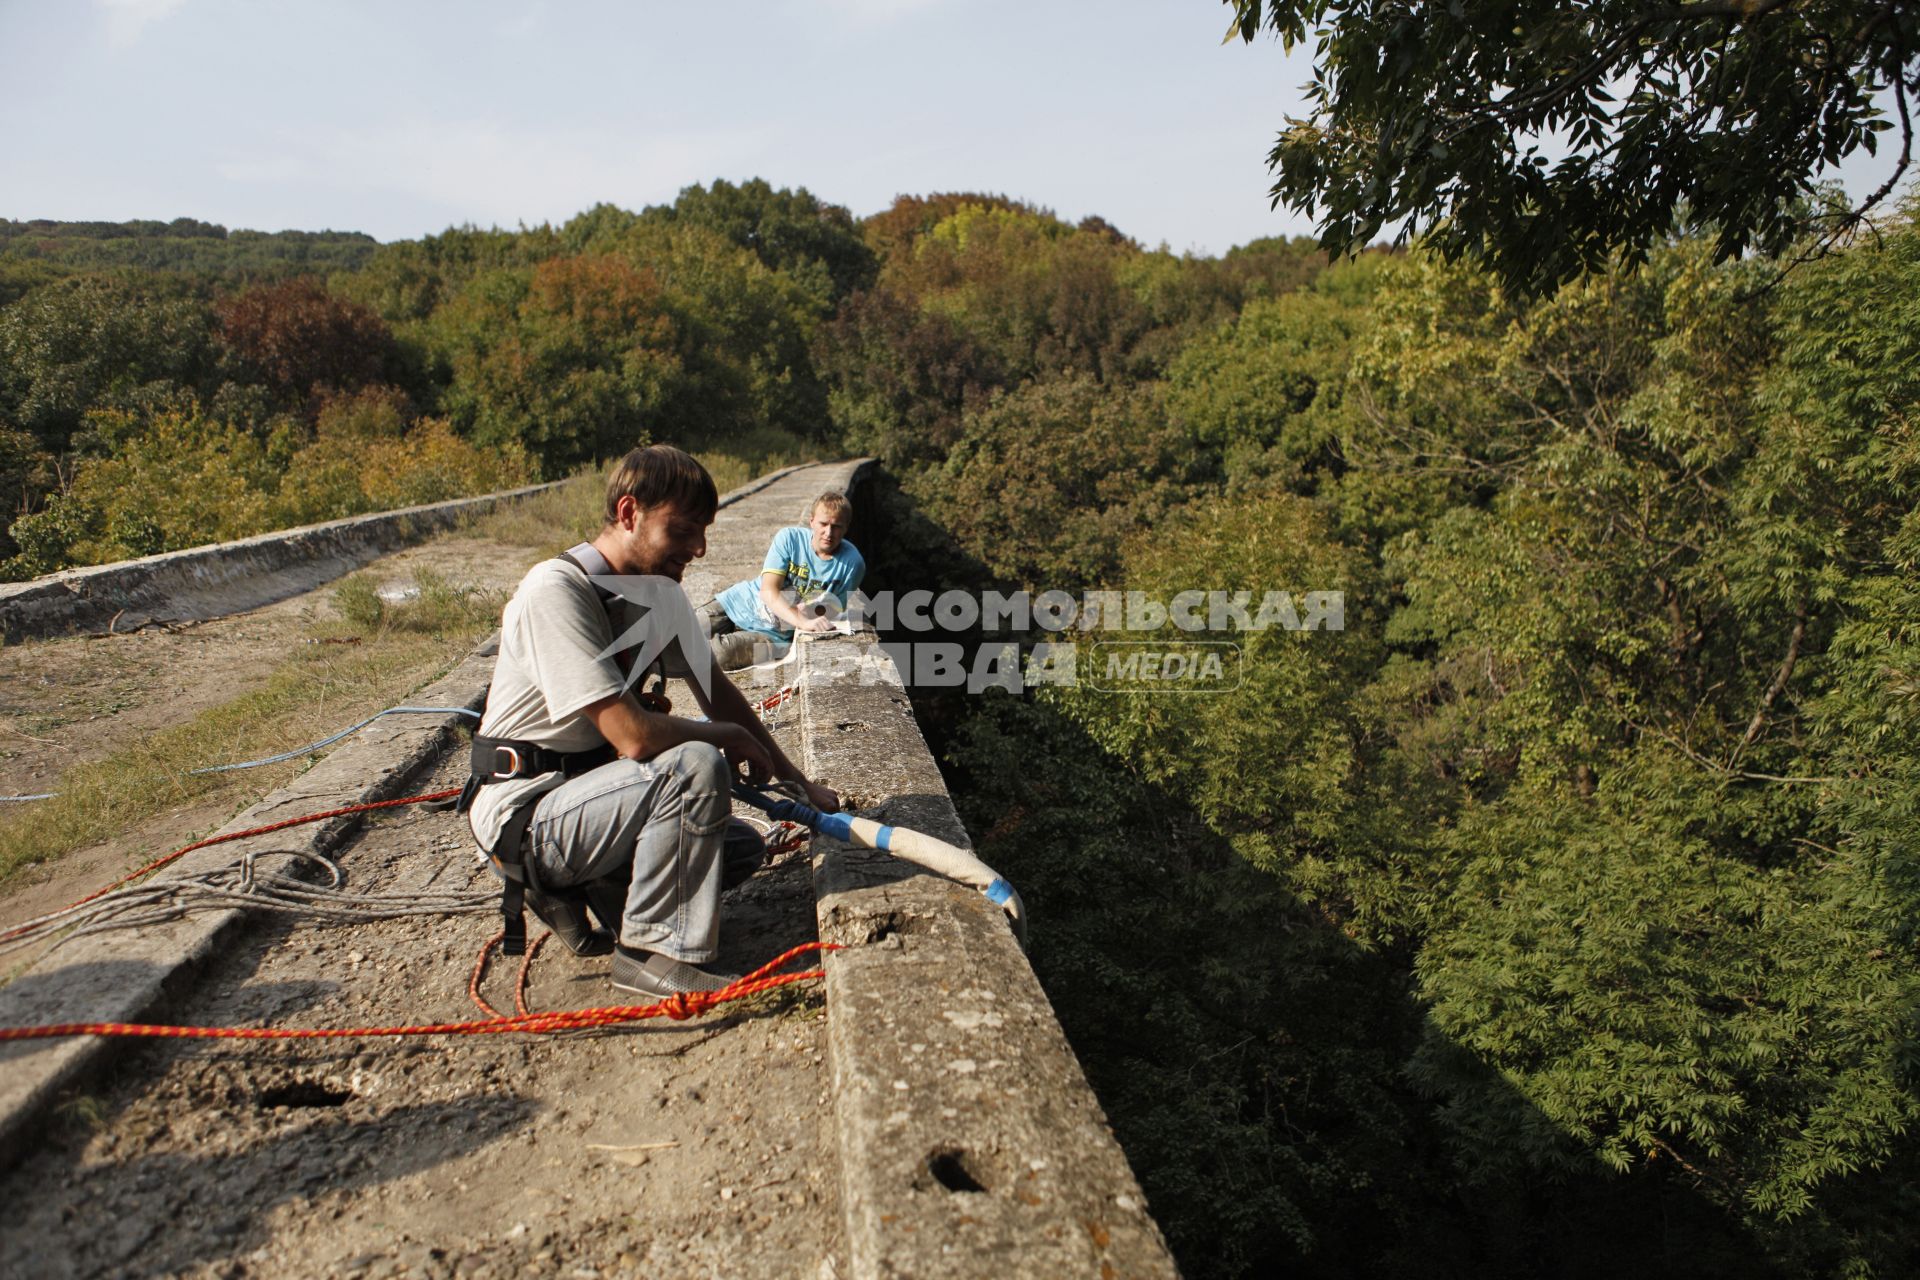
[700,490,866,669]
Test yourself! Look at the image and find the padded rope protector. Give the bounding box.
[734,785,1028,947]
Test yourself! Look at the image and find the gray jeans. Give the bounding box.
[525,742,764,962]
[698,598,781,671]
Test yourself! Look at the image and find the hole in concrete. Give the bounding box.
[861,910,926,945]
[928,1148,986,1193]
[258,1081,352,1109]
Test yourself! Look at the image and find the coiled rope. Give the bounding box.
[0,681,827,1039]
[0,787,464,951]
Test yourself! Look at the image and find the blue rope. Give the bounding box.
[0,706,481,802]
[188,706,480,775]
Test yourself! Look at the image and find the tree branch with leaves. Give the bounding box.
[1227,0,1918,294]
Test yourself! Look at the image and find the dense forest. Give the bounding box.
[2,183,1915,1276]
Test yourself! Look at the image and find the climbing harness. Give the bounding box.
[456,542,676,955]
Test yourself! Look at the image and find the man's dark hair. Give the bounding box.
[603,444,718,525]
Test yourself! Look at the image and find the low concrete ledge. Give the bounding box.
[0,647,494,1169]
[0,482,564,644]
[797,634,1178,1279]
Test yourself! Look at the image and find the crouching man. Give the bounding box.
[463,445,839,998]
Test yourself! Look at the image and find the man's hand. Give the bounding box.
[796,614,836,635]
[719,724,774,785]
[804,780,841,812]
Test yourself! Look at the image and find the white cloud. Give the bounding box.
[97,0,187,49]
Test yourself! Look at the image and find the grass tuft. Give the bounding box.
[329,567,505,638]
[458,470,602,549]
[0,610,497,890]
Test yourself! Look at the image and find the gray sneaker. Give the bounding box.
[611,947,741,998]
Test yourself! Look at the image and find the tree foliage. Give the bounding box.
[637,179,878,306]
[427,254,681,473]
[0,273,219,454]
[10,175,1920,1275]
[930,375,1210,588]
[215,276,403,412]
[0,218,378,278]
[1228,0,1920,294]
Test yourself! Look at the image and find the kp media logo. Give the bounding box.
[1087,641,1242,693]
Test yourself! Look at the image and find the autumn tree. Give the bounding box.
[429,254,681,472]
[216,276,402,412]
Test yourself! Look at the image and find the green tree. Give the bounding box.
[931,375,1210,588]
[429,254,682,472]
[883,202,1160,383]
[813,287,1009,470]
[1227,0,1919,294]
[637,179,877,306]
[0,273,218,453]
[7,396,279,572]
[1165,265,1375,488]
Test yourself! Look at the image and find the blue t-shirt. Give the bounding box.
[715,526,866,639]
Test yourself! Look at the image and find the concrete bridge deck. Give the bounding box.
[0,463,1177,1278]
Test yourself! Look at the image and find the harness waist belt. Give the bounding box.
[468,736,617,782]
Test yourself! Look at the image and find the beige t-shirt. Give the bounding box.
[467,557,700,852]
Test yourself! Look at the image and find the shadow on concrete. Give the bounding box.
[0,955,340,1070]
[853,467,1813,1279]
[0,1093,540,1279]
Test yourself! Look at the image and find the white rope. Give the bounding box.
[0,845,495,958]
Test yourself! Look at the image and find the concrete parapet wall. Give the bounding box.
[795,633,1179,1279]
[0,482,564,644]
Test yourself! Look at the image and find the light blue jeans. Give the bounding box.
[525,742,764,962]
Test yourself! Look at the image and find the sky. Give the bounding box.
[2,0,1909,257]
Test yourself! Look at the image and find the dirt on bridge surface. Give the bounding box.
[0,463,863,1279]
[0,735,843,1280]
[0,534,549,940]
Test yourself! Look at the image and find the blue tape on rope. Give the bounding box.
[985,878,1014,906]
[817,812,854,843]
[872,824,893,851]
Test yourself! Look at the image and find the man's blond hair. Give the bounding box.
[810,490,852,523]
